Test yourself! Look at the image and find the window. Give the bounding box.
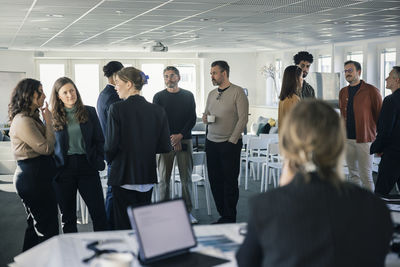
[39,64,65,102]
[141,63,165,102]
[318,55,331,73]
[347,51,363,79]
[176,64,196,98]
[380,48,396,97]
[74,64,100,107]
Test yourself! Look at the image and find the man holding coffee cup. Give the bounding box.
[153,66,198,223]
[203,60,249,224]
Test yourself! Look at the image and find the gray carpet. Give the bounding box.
[0,166,266,266]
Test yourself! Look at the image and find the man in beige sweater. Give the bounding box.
[203,60,249,223]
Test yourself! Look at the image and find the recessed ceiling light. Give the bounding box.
[115,10,123,15]
[200,18,208,22]
[39,27,50,30]
[46,14,64,18]
[218,28,225,32]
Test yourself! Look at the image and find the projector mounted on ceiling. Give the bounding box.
[151,41,168,52]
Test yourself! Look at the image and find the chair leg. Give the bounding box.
[204,178,212,215]
[261,164,265,192]
[245,160,249,190]
[193,182,199,209]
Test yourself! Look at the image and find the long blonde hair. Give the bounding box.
[279,99,346,185]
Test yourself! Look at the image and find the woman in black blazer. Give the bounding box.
[105,67,171,230]
[50,77,107,233]
[236,99,393,267]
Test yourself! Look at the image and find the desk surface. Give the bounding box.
[13,224,245,267]
[13,218,400,267]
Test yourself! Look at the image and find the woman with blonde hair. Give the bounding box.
[237,99,393,267]
[50,77,107,233]
[9,78,59,251]
[278,65,302,131]
[105,67,171,230]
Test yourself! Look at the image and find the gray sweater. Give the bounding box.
[204,83,249,144]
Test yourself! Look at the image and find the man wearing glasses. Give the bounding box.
[153,66,197,223]
[339,60,382,191]
[202,60,249,224]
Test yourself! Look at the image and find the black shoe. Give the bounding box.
[211,217,236,224]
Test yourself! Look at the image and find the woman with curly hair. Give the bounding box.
[50,77,107,233]
[9,78,59,251]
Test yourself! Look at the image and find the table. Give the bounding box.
[12,224,245,267]
[192,130,206,151]
[12,219,400,267]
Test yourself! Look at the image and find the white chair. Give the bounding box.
[77,193,89,224]
[261,142,282,192]
[244,137,270,190]
[171,152,212,215]
[238,134,257,186]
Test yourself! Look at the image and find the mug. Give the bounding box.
[207,115,216,123]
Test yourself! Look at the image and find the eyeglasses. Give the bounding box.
[343,68,353,73]
[216,91,223,100]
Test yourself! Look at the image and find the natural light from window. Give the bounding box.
[39,64,65,105]
[74,64,99,107]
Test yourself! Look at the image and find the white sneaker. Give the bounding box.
[189,213,198,224]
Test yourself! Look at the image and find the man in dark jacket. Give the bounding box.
[371,66,400,195]
[96,61,123,230]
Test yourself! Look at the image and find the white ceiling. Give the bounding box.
[0,0,399,52]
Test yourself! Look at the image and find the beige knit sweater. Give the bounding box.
[9,113,55,160]
[204,83,249,144]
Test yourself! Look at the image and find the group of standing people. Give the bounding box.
[8,50,399,262]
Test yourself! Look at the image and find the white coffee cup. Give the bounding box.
[207,115,216,123]
[90,252,133,267]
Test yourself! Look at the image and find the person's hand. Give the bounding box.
[41,102,53,125]
[173,142,182,151]
[202,113,208,124]
[170,134,183,147]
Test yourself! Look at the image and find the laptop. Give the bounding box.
[127,199,197,264]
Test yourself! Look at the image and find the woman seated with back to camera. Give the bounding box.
[236,99,393,267]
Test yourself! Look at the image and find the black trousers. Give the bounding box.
[375,153,400,195]
[206,139,242,222]
[53,154,107,233]
[112,186,153,230]
[14,155,59,251]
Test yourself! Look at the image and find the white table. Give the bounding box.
[13,224,245,267]
[12,219,400,267]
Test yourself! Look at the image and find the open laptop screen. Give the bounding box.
[127,199,197,263]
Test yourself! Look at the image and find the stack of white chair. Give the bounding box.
[243,137,270,190]
[171,151,212,215]
[260,141,282,192]
[238,134,256,186]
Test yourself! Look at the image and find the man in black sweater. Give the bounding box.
[371,66,400,195]
[153,66,197,223]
